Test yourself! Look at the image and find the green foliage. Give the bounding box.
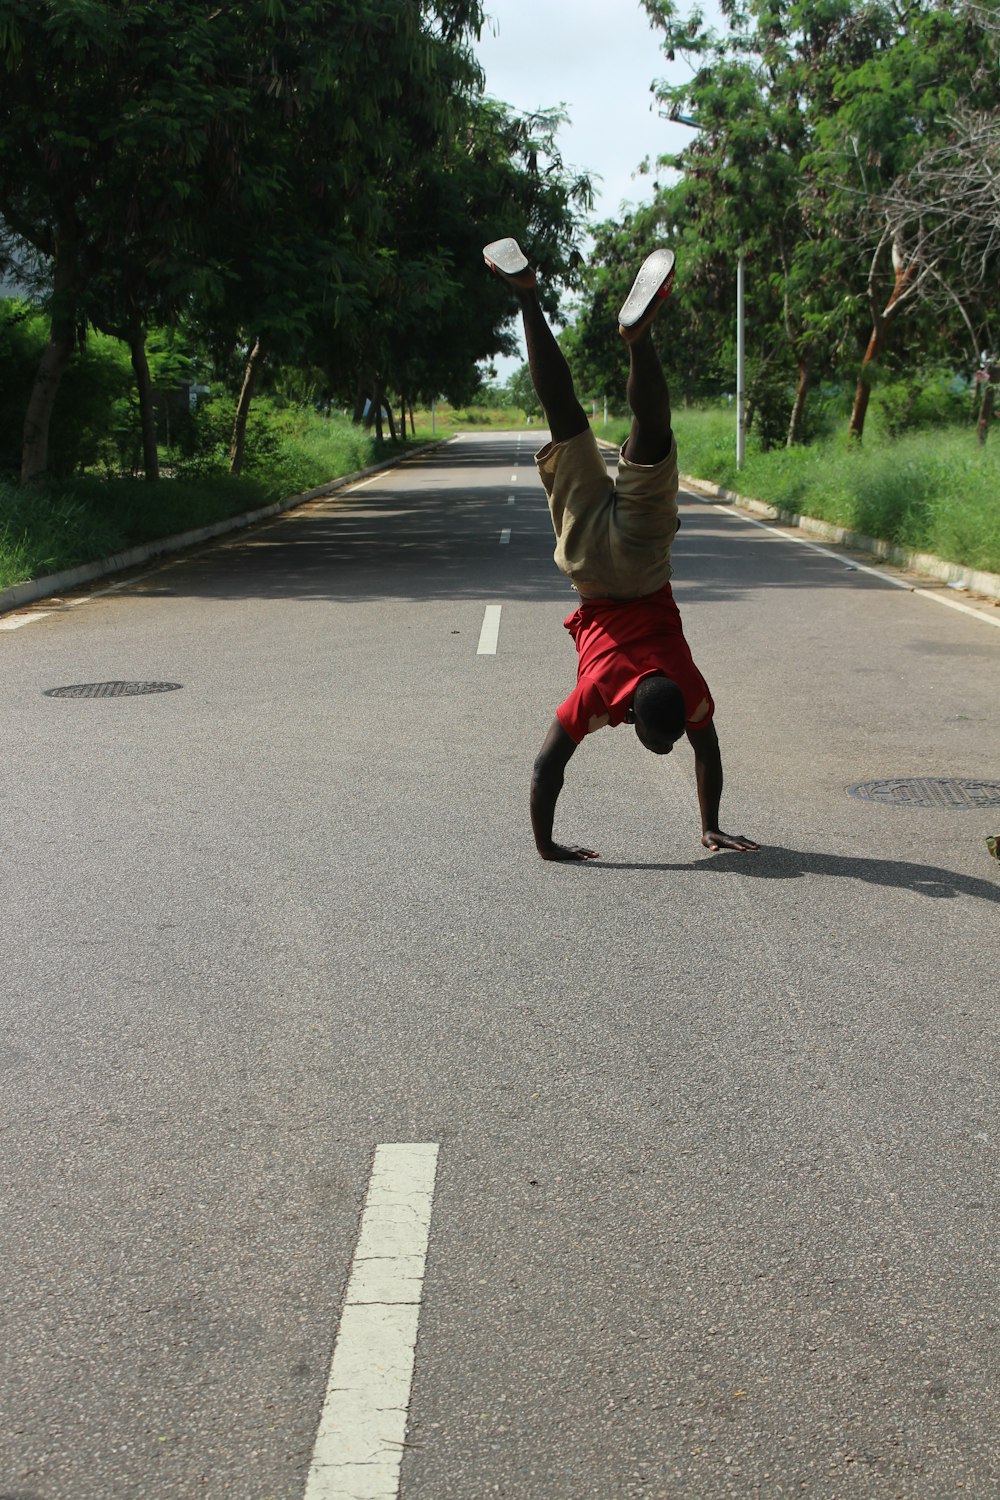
[0,300,134,477]
[747,366,793,453]
[504,363,542,417]
[628,0,1000,441]
[0,403,411,589]
[872,366,971,440]
[0,0,593,482]
[660,406,1000,574]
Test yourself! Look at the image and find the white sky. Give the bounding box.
[473,0,709,376]
[475,0,692,225]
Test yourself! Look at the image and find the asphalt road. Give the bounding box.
[1,430,998,1500]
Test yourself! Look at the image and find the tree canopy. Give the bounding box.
[0,0,591,482]
[565,0,1000,446]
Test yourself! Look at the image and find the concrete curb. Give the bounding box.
[679,472,1000,605]
[0,440,448,617]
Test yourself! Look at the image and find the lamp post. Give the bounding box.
[736,250,745,468]
[672,113,746,470]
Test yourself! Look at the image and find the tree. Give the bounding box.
[638,0,1000,444]
[505,362,542,418]
[876,108,1000,441]
[640,0,842,441]
[210,0,491,472]
[355,98,592,428]
[0,0,490,484]
[800,0,1000,438]
[0,1,239,482]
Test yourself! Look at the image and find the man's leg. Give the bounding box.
[617,248,676,466]
[622,326,672,466]
[483,239,588,444]
[518,287,590,444]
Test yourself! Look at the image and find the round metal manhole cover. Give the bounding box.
[847,777,1000,810]
[43,681,183,699]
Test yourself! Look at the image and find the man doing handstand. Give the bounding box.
[483,236,759,863]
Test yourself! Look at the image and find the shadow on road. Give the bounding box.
[591,843,1000,904]
[119,485,905,608]
[70,430,939,609]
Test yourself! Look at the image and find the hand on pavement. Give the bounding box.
[702,830,760,853]
[539,843,601,863]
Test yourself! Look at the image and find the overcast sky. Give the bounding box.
[474,0,693,224]
[472,0,709,375]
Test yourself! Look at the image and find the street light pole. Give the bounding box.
[736,251,746,469]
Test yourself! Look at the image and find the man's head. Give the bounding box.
[629,673,685,755]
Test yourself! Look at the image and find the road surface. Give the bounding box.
[1,430,998,1499]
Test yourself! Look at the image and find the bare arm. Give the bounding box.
[530,718,599,862]
[686,719,759,853]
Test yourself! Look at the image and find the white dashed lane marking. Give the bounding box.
[477,605,502,655]
[500,528,511,545]
[303,1144,440,1500]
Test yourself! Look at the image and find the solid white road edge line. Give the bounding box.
[500,528,511,545]
[0,612,50,630]
[477,604,502,655]
[343,472,383,493]
[303,1143,440,1500]
[715,502,1000,631]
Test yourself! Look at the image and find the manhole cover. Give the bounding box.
[44,681,182,699]
[847,777,1000,809]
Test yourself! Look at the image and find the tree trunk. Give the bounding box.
[399,394,406,441]
[787,360,811,447]
[130,327,159,481]
[383,396,397,442]
[353,383,368,424]
[408,399,416,436]
[373,382,384,441]
[849,244,916,443]
[230,336,266,476]
[20,331,74,485]
[848,325,882,443]
[20,237,78,487]
[976,366,996,445]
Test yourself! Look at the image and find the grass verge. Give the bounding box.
[0,415,430,593]
[606,409,1000,576]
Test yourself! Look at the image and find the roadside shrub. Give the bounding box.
[747,367,793,452]
[871,364,970,441]
[0,302,135,478]
[659,404,1000,574]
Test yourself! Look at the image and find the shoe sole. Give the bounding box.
[483,237,529,276]
[618,249,676,327]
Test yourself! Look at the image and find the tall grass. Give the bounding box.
[605,408,1000,576]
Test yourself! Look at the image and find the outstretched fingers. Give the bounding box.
[541,843,601,863]
[702,831,760,853]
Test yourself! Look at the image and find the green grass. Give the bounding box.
[605,408,1000,576]
[0,411,429,592]
[410,401,536,431]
